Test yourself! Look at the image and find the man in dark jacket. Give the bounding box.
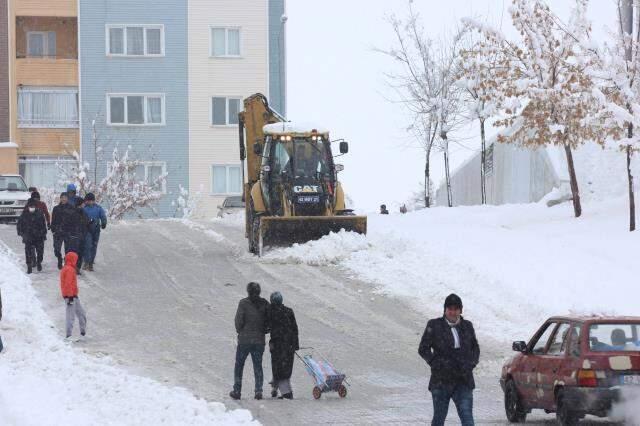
[419,294,479,426]
[63,197,89,274]
[268,291,299,399]
[17,199,48,273]
[51,192,75,270]
[66,183,83,207]
[23,191,50,229]
[230,282,270,401]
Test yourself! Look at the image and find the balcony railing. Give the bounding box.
[18,119,79,129]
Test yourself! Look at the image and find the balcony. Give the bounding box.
[16,57,78,86]
[15,0,77,18]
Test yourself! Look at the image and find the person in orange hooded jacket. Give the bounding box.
[60,252,87,339]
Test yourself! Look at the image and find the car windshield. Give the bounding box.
[589,323,640,352]
[0,176,28,191]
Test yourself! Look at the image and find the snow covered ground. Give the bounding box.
[0,239,256,426]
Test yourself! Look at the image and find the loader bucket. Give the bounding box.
[258,215,367,255]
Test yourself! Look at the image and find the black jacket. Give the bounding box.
[234,296,270,345]
[63,206,89,239]
[51,203,75,235]
[17,209,47,243]
[269,304,299,381]
[418,316,480,390]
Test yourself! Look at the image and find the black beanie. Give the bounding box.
[444,293,463,310]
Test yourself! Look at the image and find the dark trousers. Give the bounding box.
[431,384,474,426]
[83,227,100,264]
[233,343,265,394]
[53,233,66,259]
[24,239,44,266]
[66,234,84,268]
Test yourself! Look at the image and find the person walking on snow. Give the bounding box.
[23,191,50,229]
[419,294,480,426]
[17,199,48,274]
[51,192,75,269]
[65,197,89,274]
[60,252,86,339]
[66,183,83,207]
[268,291,299,399]
[82,193,107,271]
[230,282,270,401]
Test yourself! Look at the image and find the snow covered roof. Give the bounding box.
[263,122,330,136]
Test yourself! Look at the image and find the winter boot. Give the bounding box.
[254,392,263,400]
[76,267,82,276]
[37,262,42,272]
[27,265,32,274]
[82,264,89,271]
[87,263,94,272]
[229,390,241,400]
[57,256,63,270]
[279,393,293,400]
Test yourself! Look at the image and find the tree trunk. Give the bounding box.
[563,143,582,218]
[443,137,453,207]
[424,146,432,208]
[480,119,487,205]
[627,144,635,232]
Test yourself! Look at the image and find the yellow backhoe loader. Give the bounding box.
[238,93,367,255]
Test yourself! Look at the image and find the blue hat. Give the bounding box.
[67,183,77,191]
[270,291,283,305]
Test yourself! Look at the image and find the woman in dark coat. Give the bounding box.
[269,291,299,399]
[17,198,48,274]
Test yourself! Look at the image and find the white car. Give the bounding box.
[0,175,31,222]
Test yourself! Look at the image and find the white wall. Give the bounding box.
[188,0,269,217]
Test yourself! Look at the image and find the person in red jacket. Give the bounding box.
[60,252,86,339]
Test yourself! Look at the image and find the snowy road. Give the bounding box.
[0,221,611,425]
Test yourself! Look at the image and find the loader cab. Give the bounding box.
[261,126,337,216]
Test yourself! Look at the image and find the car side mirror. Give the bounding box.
[512,341,527,353]
[253,142,262,155]
[339,141,349,154]
[335,164,344,172]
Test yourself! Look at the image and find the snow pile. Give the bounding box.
[0,243,257,426]
[263,197,639,342]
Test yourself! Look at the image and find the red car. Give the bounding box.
[500,316,640,425]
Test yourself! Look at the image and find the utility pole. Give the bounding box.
[278,14,288,116]
[622,0,636,231]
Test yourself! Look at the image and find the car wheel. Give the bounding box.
[504,380,527,423]
[556,389,580,426]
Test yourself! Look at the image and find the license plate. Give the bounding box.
[0,208,14,214]
[298,195,320,203]
[622,375,640,386]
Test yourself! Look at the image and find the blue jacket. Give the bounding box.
[83,204,107,229]
[68,195,83,207]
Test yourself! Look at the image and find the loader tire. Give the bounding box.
[250,210,261,255]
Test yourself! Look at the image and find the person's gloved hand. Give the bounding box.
[47,224,51,230]
[101,223,106,230]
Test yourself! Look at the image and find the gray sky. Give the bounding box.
[286,0,616,211]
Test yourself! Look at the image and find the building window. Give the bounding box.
[107,94,165,125]
[27,31,56,57]
[134,161,167,193]
[211,97,241,126]
[18,156,74,192]
[210,27,241,57]
[106,25,164,56]
[18,87,79,128]
[211,165,242,195]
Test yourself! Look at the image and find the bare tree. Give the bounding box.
[379,2,466,207]
[466,0,600,218]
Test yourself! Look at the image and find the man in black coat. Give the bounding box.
[62,197,89,273]
[419,294,480,426]
[17,199,48,274]
[268,291,299,399]
[50,192,75,270]
[230,282,270,401]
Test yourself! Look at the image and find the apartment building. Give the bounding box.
[3,0,79,190]
[0,0,286,217]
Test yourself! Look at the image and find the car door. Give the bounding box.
[516,321,558,406]
[536,322,571,409]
